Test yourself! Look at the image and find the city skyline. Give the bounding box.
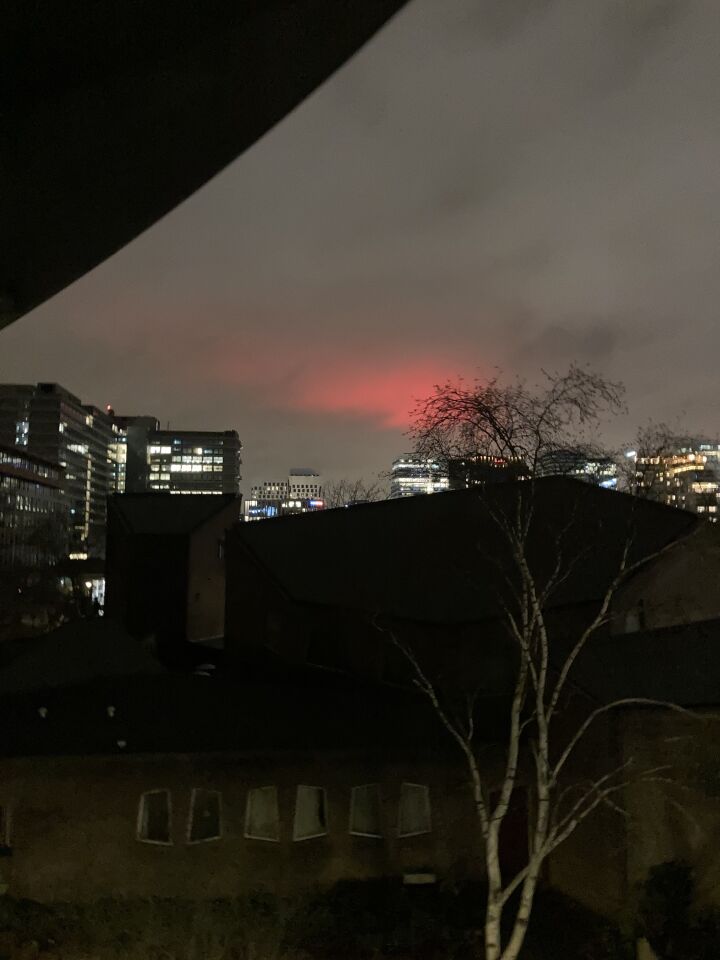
[2,0,720,491]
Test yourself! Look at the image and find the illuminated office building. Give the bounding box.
[633,442,720,518]
[107,411,159,493]
[0,444,65,569]
[537,448,618,490]
[389,455,449,499]
[244,469,324,521]
[0,383,114,558]
[147,430,242,495]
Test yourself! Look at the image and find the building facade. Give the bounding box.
[447,455,527,490]
[0,444,65,569]
[147,430,241,495]
[389,455,448,499]
[244,470,325,521]
[106,493,241,651]
[107,412,160,494]
[634,442,720,518]
[0,383,114,558]
[537,448,618,489]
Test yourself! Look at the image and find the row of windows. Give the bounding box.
[149,446,224,457]
[137,784,431,846]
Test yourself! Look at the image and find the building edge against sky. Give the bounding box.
[0,382,242,566]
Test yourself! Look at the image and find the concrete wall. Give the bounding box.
[2,715,707,918]
[186,501,238,643]
[621,709,720,911]
[613,524,720,633]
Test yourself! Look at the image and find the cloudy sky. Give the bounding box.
[2,0,719,490]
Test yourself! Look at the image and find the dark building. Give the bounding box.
[147,430,241,496]
[3,558,720,925]
[105,493,241,656]
[0,383,114,558]
[0,444,65,569]
[447,455,527,490]
[537,447,618,489]
[3,481,720,930]
[225,478,699,684]
[107,413,160,493]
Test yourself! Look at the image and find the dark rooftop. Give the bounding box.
[232,478,699,625]
[109,492,240,536]
[0,619,165,697]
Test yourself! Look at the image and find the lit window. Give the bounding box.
[245,786,280,841]
[350,784,383,837]
[137,790,171,844]
[187,789,221,843]
[293,785,327,840]
[398,783,431,837]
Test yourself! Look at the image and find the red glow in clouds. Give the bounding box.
[291,359,454,427]
[215,341,467,429]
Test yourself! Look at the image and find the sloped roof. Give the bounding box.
[0,619,165,696]
[232,479,699,625]
[109,493,240,536]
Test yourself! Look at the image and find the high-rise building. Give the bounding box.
[389,455,449,499]
[633,442,720,519]
[537,448,618,490]
[244,469,324,521]
[146,430,242,495]
[106,411,159,493]
[249,470,323,501]
[288,469,323,499]
[0,444,65,569]
[0,383,114,558]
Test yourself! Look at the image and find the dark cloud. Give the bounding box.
[2,0,719,488]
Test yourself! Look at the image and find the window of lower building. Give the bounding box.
[398,783,431,837]
[293,785,327,841]
[245,786,280,842]
[187,789,221,843]
[350,784,383,838]
[0,805,10,853]
[137,790,171,844]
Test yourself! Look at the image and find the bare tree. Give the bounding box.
[410,364,624,478]
[378,484,696,960]
[618,420,705,500]
[323,476,387,509]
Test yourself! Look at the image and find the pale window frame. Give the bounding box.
[293,785,328,841]
[397,782,432,838]
[244,785,281,843]
[136,789,173,846]
[186,788,222,844]
[349,784,383,838]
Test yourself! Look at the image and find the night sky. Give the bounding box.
[2,0,719,492]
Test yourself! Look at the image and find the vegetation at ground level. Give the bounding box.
[0,881,631,960]
[638,860,720,959]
